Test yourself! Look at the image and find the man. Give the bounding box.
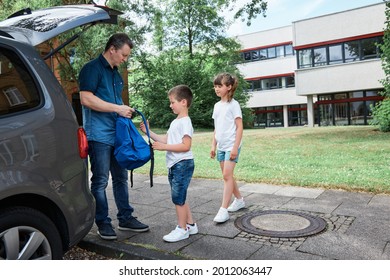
[79,33,149,240]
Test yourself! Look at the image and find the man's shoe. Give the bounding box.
[163,226,189,242]
[186,223,198,235]
[118,217,149,232]
[213,207,229,223]
[97,224,117,240]
[227,197,245,212]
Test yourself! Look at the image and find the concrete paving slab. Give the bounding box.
[369,194,390,208]
[248,244,328,260]
[242,193,293,209]
[275,186,324,198]
[318,189,373,204]
[240,183,283,194]
[282,197,341,214]
[298,232,386,260]
[346,215,390,241]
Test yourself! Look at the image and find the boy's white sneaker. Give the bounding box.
[227,198,245,212]
[163,226,189,242]
[213,207,229,223]
[186,223,198,235]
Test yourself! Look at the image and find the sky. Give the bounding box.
[226,0,383,36]
[96,0,382,37]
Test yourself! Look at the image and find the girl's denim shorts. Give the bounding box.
[217,147,241,163]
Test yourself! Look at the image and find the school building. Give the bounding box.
[237,2,386,128]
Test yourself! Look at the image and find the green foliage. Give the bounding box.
[129,44,251,128]
[0,0,63,20]
[371,1,390,132]
[0,0,153,90]
[129,0,253,129]
[0,0,264,129]
[165,0,226,56]
[369,98,390,132]
[233,0,267,26]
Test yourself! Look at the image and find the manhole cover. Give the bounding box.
[235,210,327,238]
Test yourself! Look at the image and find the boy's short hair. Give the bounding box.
[168,85,193,108]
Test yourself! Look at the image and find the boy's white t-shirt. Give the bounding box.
[212,98,242,151]
[166,116,194,168]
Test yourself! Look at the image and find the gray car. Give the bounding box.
[0,4,121,260]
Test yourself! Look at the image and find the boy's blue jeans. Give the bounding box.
[88,141,134,226]
[168,159,194,206]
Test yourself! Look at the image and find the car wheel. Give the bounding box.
[0,207,63,260]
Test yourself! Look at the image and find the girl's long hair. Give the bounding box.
[213,73,238,102]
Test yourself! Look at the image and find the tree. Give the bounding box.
[371,1,390,132]
[0,0,153,86]
[233,0,267,26]
[0,0,265,128]
[128,0,257,128]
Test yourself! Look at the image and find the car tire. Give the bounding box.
[0,207,63,260]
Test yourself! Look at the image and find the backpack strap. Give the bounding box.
[134,109,154,187]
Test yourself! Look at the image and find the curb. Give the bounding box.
[79,234,187,260]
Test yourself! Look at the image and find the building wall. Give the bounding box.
[293,3,385,48]
[237,2,386,127]
[238,25,293,48]
[294,3,385,96]
[296,59,383,95]
[237,54,295,80]
[237,25,307,109]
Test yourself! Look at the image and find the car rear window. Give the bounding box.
[0,47,40,117]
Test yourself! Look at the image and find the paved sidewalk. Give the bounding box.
[80,173,390,260]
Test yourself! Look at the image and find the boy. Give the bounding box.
[140,85,198,242]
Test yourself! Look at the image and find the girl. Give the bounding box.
[210,73,245,223]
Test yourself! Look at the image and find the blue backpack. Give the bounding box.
[114,109,154,187]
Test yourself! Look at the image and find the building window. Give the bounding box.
[267,106,283,127]
[361,37,381,59]
[297,35,383,68]
[3,87,27,106]
[329,44,343,65]
[350,100,365,125]
[313,47,327,66]
[276,45,285,57]
[253,106,284,127]
[288,104,307,126]
[286,76,295,87]
[262,78,282,90]
[241,43,294,63]
[251,50,260,61]
[298,49,312,68]
[285,44,294,56]
[268,47,276,59]
[316,90,383,126]
[259,49,268,60]
[244,52,252,61]
[246,75,294,92]
[344,40,360,62]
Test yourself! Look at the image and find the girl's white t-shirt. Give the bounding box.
[166,116,194,168]
[212,98,242,151]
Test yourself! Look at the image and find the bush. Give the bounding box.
[370,98,390,132]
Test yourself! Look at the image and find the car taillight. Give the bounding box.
[77,127,88,159]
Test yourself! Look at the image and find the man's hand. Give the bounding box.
[117,105,134,118]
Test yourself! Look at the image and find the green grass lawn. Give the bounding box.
[136,125,390,194]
